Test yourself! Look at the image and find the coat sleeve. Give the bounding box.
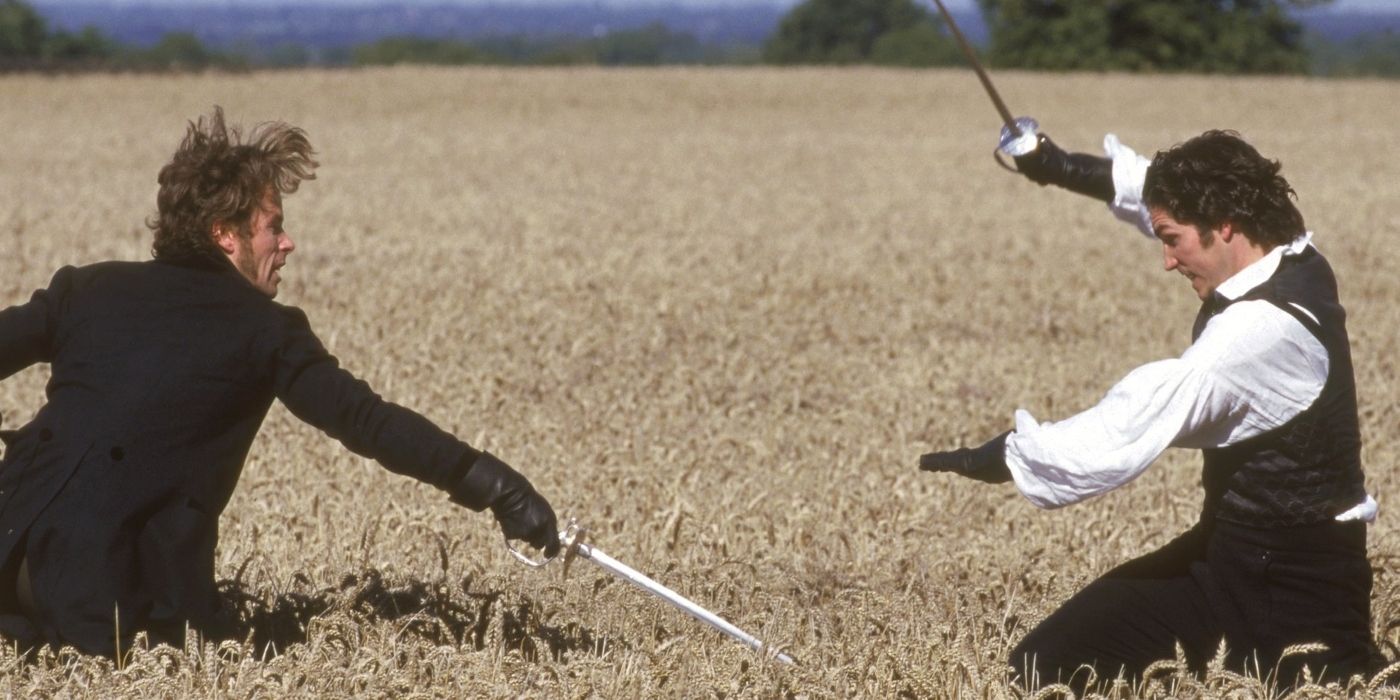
[269,305,477,492]
[0,266,76,381]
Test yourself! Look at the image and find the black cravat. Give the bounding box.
[1192,291,1232,341]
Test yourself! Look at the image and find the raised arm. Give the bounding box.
[1010,132,1115,203]
[920,301,1329,509]
[1006,127,1156,238]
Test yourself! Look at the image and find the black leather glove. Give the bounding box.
[1012,133,1116,203]
[919,431,1013,484]
[451,451,560,557]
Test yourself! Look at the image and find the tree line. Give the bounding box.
[4,0,1399,76]
[0,1,750,71]
[0,0,241,71]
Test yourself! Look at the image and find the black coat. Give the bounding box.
[0,255,474,654]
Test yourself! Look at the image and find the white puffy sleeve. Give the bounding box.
[1103,134,1155,239]
[1003,301,1329,510]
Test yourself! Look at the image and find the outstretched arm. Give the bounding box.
[271,306,559,555]
[921,301,1328,509]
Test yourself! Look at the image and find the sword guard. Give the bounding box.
[997,116,1041,157]
[993,149,1019,174]
[504,516,587,572]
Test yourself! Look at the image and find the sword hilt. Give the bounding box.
[994,116,1042,173]
[504,517,587,575]
[998,116,1041,157]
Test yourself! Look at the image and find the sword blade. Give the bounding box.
[930,0,1019,135]
[577,541,796,665]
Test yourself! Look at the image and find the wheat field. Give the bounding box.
[1,66,1399,698]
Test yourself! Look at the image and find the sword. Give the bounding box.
[928,0,1040,160]
[506,519,796,666]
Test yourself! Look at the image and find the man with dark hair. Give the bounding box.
[919,129,1381,689]
[0,107,560,656]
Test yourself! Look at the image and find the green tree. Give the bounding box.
[44,26,116,64]
[763,0,957,65]
[123,32,243,71]
[353,37,485,66]
[595,23,703,65]
[0,0,46,61]
[871,22,964,67]
[979,0,1332,73]
[145,32,209,69]
[262,42,311,68]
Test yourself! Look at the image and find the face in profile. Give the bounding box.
[225,190,295,298]
[1151,207,1231,301]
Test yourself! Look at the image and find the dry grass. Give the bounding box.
[1,66,1399,698]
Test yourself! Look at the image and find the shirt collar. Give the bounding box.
[1214,231,1313,301]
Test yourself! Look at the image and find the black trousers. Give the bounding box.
[1011,519,1381,691]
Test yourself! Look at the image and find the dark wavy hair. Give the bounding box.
[149,106,318,260]
[1142,130,1304,249]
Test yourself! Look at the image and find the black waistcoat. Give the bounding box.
[1193,247,1366,527]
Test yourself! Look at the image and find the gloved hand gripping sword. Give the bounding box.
[506,518,797,666]
[930,0,1116,203]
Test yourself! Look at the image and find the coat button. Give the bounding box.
[39,429,52,442]
[110,447,125,461]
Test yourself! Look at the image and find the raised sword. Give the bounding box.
[929,0,1040,159]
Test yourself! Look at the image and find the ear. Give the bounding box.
[1216,221,1236,243]
[211,221,238,255]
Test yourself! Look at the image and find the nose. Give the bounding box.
[1162,245,1177,271]
[281,232,296,254]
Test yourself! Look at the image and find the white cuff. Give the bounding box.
[1335,494,1378,523]
[1103,134,1155,239]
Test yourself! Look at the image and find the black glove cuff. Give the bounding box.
[1013,134,1115,203]
[975,430,1013,484]
[920,430,1013,484]
[449,449,501,512]
[1059,152,1116,203]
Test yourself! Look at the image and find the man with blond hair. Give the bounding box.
[0,107,559,655]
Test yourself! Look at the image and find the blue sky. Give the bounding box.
[31,0,962,7]
[30,0,1399,9]
[27,0,1394,14]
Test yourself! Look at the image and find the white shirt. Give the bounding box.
[1003,139,1377,522]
